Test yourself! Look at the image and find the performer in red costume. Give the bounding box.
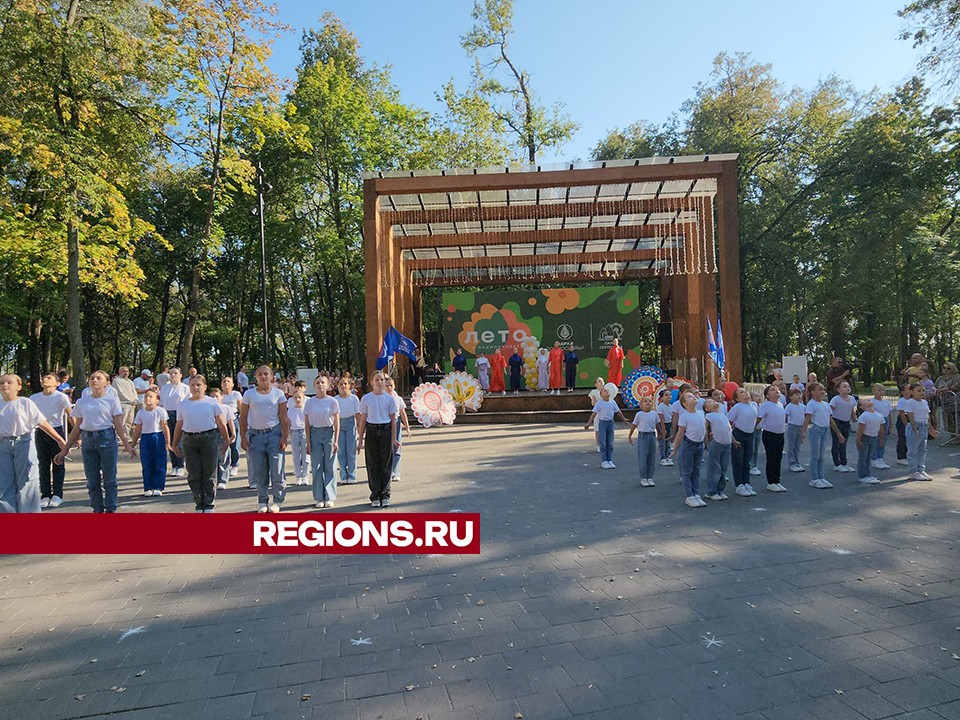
[488,348,507,395]
[548,342,565,395]
[605,338,625,386]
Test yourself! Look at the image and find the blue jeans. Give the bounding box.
[392,418,403,478]
[635,431,656,479]
[247,426,285,505]
[597,419,615,463]
[310,426,336,503]
[906,422,928,473]
[858,434,878,478]
[82,428,119,512]
[678,437,704,497]
[874,418,891,460]
[731,428,753,487]
[216,434,231,485]
[0,433,39,513]
[660,421,672,460]
[808,425,828,480]
[139,432,167,491]
[786,424,803,467]
[230,418,240,468]
[289,428,309,479]
[337,416,357,483]
[705,440,731,496]
[750,428,762,468]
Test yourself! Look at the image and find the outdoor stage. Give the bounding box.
[429,388,637,425]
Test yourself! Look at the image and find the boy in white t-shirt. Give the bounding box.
[657,389,674,466]
[868,384,893,470]
[584,387,628,470]
[784,388,806,473]
[628,396,664,487]
[704,399,734,501]
[856,399,885,485]
[30,372,72,507]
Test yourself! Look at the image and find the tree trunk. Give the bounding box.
[112,306,121,373]
[27,317,42,392]
[180,266,201,368]
[341,264,362,371]
[288,269,313,366]
[151,272,174,370]
[66,218,86,388]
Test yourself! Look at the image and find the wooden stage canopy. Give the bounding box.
[362,155,742,384]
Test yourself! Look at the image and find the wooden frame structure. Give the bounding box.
[363,156,742,384]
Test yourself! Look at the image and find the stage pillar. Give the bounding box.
[717,160,743,383]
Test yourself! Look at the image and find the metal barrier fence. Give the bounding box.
[935,390,959,445]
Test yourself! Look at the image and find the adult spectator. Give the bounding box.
[112,367,138,435]
[159,367,190,477]
[155,365,170,389]
[237,365,250,393]
[826,356,852,397]
[899,353,928,386]
[56,370,74,400]
[133,369,153,410]
[935,362,959,436]
[452,349,467,372]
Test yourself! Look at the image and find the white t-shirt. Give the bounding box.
[678,409,707,443]
[82,384,118,399]
[805,400,832,428]
[829,395,858,422]
[178,396,222,433]
[727,402,758,434]
[858,411,884,437]
[758,400,787,434]
[592,399,619,421]
[706,411,733,445]
[335,393,361,418]
[135,406,169,435]
[155,372,170,388]
[789,382,805,392]
[133,377,152,396]
[390,392,406,414]
[29,391,72,428]
[657,401,673,424]
[0,397,46,437]
[221,390,243,413]
[871,397,892,420]
[632,409,660,433]
[236,371,249,389]
[285,398,307,430]
[305,395,340,427]
[220,403,236,427]
[671,396,705,419]
[785,402,806,427]
[360,392,395,424]
[900,397,931,424]
[243,387,286,430]
[72,394,123,431]
[159,382,190,412]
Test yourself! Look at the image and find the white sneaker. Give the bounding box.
[920,471,933,480]
[40,497,50,508]
[812,478,833,489]
[706,493,725,501]
[600,461,611,469]
[326,501,335,508]
[660,459,670,466]
[843,465,856,473]
[229,467,239,477]
[392,475,401,482]
[257,504,268,513]
[789,464,803,473]
[665,458,675,466]
[371,501,381,508]
[694,495,707,507]
[143,490,154,497]
[685,496,703,508]
[719,493,729,500]
[608,462,616,469]
[735,485,752,497]
[859,476,880,484]
[49,496,63,508]
[832,465,844,473]
[766,483,787,492]
[749,467,762,476]
[177,467,186,477]
[877,461,891,470]
[870,459,883,469]
[597,446,601,453]
[897,459,909,466]
[268,503,280,513]
[315,501,326,508]
[217,483,227,490]
[746,484,758,496]
[381,499,392,507]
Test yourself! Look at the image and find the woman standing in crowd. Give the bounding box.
[56,370,136,512]
[536,348,549,392]
[305,376,340,508]
[934,361,959,436]
[335,376,361,484]
[30,372,72,508]
[357,371,398,508]
[240,365,289,513]
[172,375,230,513]
[1,374,67,513]
[130,388,171,497]
[475,354,490,391]
[489,349,507,396]
[220,375,243,478]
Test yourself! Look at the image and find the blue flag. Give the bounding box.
[376,326,419,370]
[707,317,725,372]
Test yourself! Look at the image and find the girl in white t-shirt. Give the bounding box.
[583,386,628,469]
[869,384,893,470]
[800,382,834,489]
[208,388,236,490]
[657,389,674,465]
[357,372,398,508]
[903,383,937,480]
[829,382,858,473]
[385,377,412,482]
[784,388,806,473]
[306,375,341,507]
[173,375,230,512]
[588,377,605,453]
[240,366,290,513]
[335,376,362,484]
[628,395,664,487]
[855,398,885,484]
[29,372,72,507]
[757,385,788,493]
[56,370,136,513]
[727,388,758,496]
[0,374,67,513]
[220,375,243,477]
[670,392,708,507]
[130,388,171,497]
[286,381,310,485]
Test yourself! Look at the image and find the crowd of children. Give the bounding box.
[0,365,409,514]
[585,374,940,509]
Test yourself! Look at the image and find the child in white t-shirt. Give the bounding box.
[657,389,674,466]
[856,399,885,484]
[784,388,806,473]
[868,384,893,470]
[209,388,237,490]
[902,383,937,480]
[285,381,310,485]
[704,399,734,501]
[130,388,171,496]
[584,386,627,469]
[628,395,664,487]
[670,392,708,507]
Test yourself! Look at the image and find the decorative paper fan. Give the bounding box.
[670,376,699,390]
[441,371,484,412]
[620,365,668,408]
[604,382,620,400]
[410,383,456,428]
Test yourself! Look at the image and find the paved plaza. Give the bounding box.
[2,424,960,719]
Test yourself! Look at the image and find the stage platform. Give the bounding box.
[452,388,637,425]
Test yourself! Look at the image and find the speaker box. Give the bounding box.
[425,331,440,354]
[656,322,674,346]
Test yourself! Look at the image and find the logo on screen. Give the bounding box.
[557,324,573,341]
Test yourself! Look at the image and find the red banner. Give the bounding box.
[0,513,481,554]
